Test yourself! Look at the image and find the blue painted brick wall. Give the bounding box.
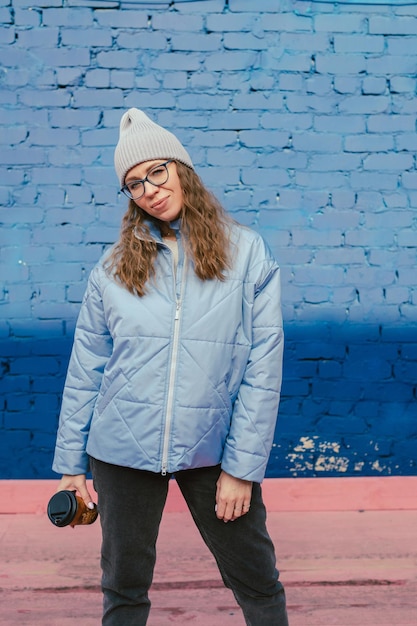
[1,0,416,479]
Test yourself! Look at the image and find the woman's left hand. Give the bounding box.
[215,470,252,523]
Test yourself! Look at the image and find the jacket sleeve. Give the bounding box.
[52,265,112,475]
[221,239,284,484]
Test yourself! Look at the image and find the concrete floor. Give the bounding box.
[1,476,416,625]
[1,505,416,625]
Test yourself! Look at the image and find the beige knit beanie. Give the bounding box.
[114,108,194,186]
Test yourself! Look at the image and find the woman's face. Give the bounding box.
[125,159,184,223]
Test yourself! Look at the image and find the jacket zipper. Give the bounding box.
[161,244,186,476]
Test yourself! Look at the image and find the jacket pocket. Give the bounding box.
[96,369,129,414]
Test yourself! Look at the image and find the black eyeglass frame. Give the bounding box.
[120,160,174,200]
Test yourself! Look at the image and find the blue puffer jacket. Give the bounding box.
[53,219,284,483]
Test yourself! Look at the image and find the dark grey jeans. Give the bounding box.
[90,459,289,626]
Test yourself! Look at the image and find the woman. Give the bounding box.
[53,108,288,625]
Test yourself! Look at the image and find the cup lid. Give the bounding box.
[47,490,78,527]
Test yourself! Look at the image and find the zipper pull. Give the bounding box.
[175,303,180,320]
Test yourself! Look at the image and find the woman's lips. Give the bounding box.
[151,197,169,211]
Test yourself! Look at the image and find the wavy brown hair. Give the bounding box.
[106,162,233,296]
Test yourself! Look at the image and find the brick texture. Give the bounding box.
[1,0,416,479]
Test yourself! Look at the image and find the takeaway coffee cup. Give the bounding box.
[47,490,98,528]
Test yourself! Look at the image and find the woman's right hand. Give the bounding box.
[57,474,96,510]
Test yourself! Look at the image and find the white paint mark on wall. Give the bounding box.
[315,455,349,472]
[287,436,350,475]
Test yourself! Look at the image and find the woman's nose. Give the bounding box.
[143,180,158,197]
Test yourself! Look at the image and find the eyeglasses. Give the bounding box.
[121,160,173,200]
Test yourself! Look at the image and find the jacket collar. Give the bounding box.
[134,218,181,244]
